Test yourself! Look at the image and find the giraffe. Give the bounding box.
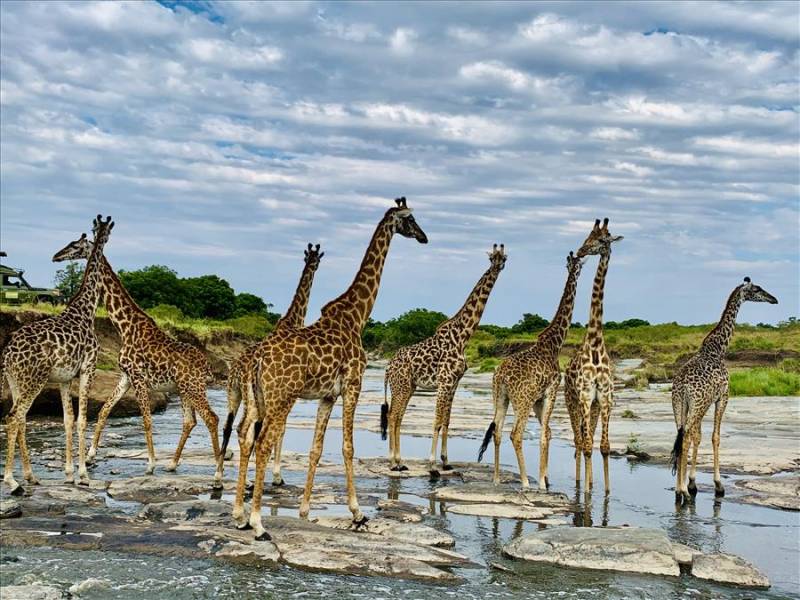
[1,215,113,494]
[564,218,623,495]
[233,197,428,540]
[671,277,777,505]
[381,244,507,474]
[477,223,605,490]
[218,243,324,486]
[52,233,223,486]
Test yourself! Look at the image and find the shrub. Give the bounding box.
[729,368,800,396]
[226,314,273,339]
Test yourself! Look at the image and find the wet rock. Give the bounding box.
[503,527,681,577]
[314,516,455,548]
[670,542,701,566]
[1,585,63,600]
[106,475,220,503]
[445,503,552,520]
[376,499,427,522]
[734,476,800,511]
[139,500,232,523]
[692,553,770,588]
[68,578,110,596]
[1,498,22,519]
[214,540,281,564]
[432,483,572,512]
[43,486,104,506]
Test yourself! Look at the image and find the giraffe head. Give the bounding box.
[740,277,778,304]
[566,250,584,275]
[488,243,507,273]
[92,214,115,248]
[52,233,92,262]
[389,197,428,243]
[576,218,623,257]
[304,243,324,271]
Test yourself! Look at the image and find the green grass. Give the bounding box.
[729,367,800,397]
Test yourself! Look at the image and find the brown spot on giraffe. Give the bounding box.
[383,244,507,474]
[671,277,777,506]
[2,216,113,494]
[233,197,428,541]
[564,218,623,496]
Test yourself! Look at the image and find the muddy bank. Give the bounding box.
[0,309,252,418]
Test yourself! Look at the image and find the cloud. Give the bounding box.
[0,0,797,325]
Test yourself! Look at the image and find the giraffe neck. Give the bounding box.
[62,238,107,324]
[585,251,610,341]
[700,285,743,359]
[278,260,318,329]
[320,215,394,328]
[537,262,582,356]
[439,265,502,348]
[97,256,156,338]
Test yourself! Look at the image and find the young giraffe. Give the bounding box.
[52,233,223,485]
[1,215,113,494]
[381,244,507,474]
[671,277,777,505]
[478,224,602,490]
[218,243,324,486]
[233,197,428,540]
[564,218,623,495]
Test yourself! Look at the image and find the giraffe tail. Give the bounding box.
[220,371,243,458]
[670,427,684,476]
[380,372,389,440]
[477,422,495,463]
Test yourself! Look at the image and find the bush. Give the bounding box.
[362,309,447,353]
[477,357,501,373]
[729,368,800,396]
[511,313,549,334]
[53,262,85,301]
[146,304,185,322]
[226,314,274,339]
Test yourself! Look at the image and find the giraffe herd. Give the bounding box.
[0,201,779,543]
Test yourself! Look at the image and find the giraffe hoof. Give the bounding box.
[428,469,441,480]
[211,480,224,491]
[255,531,272,542]
[236,522,253,531]
[9,484,25,497]
[688,480,698,496]
[164,464,177,473]
[77,477,90,487]
[353,515,369,529]
[714,483,725,498]
[245,481,255,492]
[25,476,41,486]
[398,465,409,472]
[545,476,551,490]
[441,464,454,471]
[209,488,223,501]
[389,466,400,472]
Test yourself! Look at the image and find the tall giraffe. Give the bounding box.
[381,244,507,473]
[564,218,623,495]
[1,215,113,494]
[477,223,603,490]
[52,233,223,485]
[233,197,428,540]
[671,277,777,505]
[218,243,324,486]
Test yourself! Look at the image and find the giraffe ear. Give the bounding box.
[80,233,87,240]
[318,251,325,259]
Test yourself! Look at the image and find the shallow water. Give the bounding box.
[2,371,799,599]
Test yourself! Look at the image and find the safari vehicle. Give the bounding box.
[0,251,61,305]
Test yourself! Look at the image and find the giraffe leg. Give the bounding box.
[598,389,612,495]
[76,364,96,486]
[272,427,285,486]
[18,421,39,486]
[3,408,23,494]
[566,389,582,487]
[60,383,75,483]
[579,388,594,493]
[132,380,156,476]
[688,425,701,497]
[341,378,367,526]
[185,389,221,488]
[299,396,335,518]
[492,386,510,486]
[439,383,458,471]
[3,374,44,494]
[167,400,196,472]
[88,373,130,464]
[389,388,412,471]
[232,414,256,525]
[510,404,532,490]
[712,390,728,498]
[539,382,559,491]
[248,409,286,540]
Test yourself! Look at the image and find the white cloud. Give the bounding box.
[389,27,417,55]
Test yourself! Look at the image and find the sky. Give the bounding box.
[0,1,798,326]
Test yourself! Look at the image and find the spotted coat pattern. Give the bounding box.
[1,216,113,494]
[383,245,506,472]
[232,199,428,540]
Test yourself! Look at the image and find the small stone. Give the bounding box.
[692,553,770,589]
[0,498,22,519]
[68,578,109,596]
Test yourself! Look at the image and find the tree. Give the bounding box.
[234,292,269,317]
[511,313,549,334]
[119,265,185,311]
[182,275,236,319]
[54,262,85,301]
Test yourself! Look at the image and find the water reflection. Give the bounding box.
[571,488,610,527]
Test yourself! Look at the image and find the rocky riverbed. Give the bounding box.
[1,364,798,599]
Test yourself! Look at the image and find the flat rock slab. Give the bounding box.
[1,585,63,600]
[504,527,681,577]
[106,475,228,503]
[375,498,427,522]
[692,553,770,589]
[0,498,22,519]
[313,516,455,548]
[360,458,463,479]
[734,476,800,511]
[445,503,554,521]
[504,527,770,589]
[432,483,572,512]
